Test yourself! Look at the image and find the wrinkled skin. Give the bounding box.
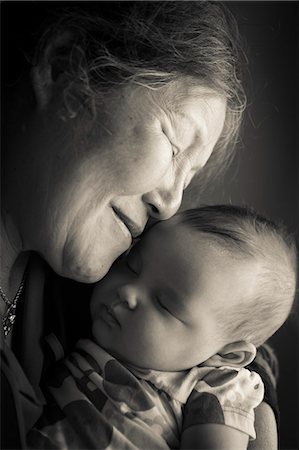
[7,81,226,282]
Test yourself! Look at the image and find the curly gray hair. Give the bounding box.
[34,2,247,187]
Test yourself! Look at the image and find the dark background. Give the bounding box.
[2,2,298,449]
[185,3,298,449]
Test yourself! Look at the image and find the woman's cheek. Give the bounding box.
[114,139,172,194]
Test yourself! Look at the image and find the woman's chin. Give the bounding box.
[48,253,108,283]
[61,263,110,284]
[56,236,130,283]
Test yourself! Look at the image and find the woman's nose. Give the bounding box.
[142,179,184,220]
[116,285,138,310]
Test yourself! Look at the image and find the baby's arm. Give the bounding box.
[180,367,264,450]
[248,401,278,450]
[180,402,277,450]
[181,423,249,449]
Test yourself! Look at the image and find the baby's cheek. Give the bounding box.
[133,317,166,353]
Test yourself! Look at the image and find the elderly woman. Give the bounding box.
[1,2,277,449]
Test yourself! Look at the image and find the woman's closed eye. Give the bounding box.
[161,124,180,158]
[171,143,180,158]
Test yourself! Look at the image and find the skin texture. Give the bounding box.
[5,82,226,283]
[1,12,278,448]
[90,220,258,371]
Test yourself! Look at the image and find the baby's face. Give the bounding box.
[90,220,257,371]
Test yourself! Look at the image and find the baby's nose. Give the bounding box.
[117,285,138,310]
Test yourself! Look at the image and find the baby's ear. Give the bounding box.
[204,341,256,368]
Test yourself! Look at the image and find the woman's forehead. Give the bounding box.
[150,83,226,138]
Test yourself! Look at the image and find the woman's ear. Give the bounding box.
[31,63,53,110]
[31,31,75,111]
[204,341,257,368]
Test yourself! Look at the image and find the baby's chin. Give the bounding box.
[97,344,128,367]
[94,340,148,369]
[93,332,186,371]
[102,348,173,372]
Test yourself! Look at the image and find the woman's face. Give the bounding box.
[20,81,226,282]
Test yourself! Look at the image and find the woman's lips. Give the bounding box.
[111,207,132,241]
[112,207,144,239]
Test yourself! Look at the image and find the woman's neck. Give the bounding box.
[0,212,29,310]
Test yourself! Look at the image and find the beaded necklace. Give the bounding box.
[0,270,27,337]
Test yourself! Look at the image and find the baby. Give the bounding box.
[29,205,297,450]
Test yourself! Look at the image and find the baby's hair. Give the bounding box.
[177,205,297,347]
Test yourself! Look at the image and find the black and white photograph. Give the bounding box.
[1,2,298,449]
